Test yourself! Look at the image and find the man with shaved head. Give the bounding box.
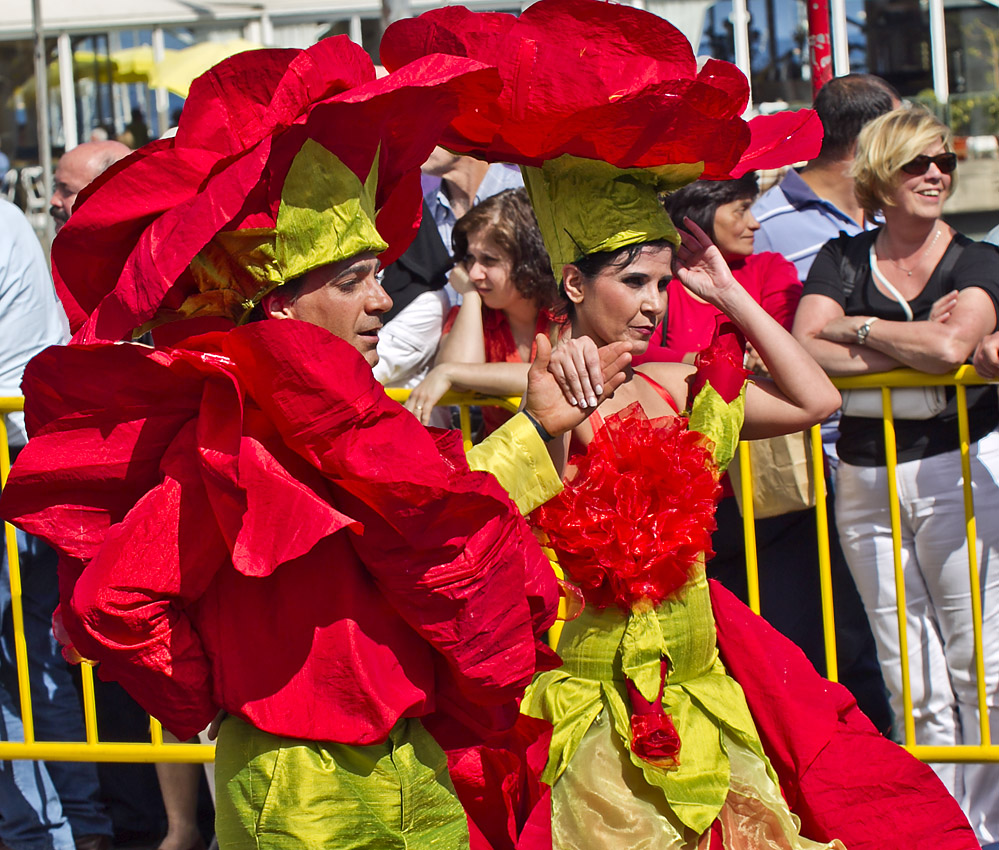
[49,140,130,233]
[48,141,131,331]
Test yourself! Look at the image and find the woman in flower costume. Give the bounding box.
[383,2,983,848]
[525,173,844,850]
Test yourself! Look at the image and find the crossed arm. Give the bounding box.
[792,287,997,376]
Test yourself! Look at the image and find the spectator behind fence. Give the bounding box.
[753,74,899,280]
[0,198,112,850]
[422,148,524,260]
[634,173,891,732]
[372,200,451,427]
[405,188,567,432]
[793,105,999,845]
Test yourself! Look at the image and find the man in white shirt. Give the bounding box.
[0,198,112,850]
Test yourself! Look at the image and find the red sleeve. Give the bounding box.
[442,304,461,335]
[224,321,560,707]
[751,252,802,331]
[710,580,978,850]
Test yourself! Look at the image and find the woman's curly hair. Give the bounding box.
[452,188,560,309]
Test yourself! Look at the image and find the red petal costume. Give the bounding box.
[0,36,562,850]
[3,322,558,743]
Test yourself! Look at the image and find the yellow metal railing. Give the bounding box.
[734,366,999,764]
[3,370,998,766]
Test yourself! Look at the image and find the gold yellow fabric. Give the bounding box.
[521,154,703,283]
[184,139,387,325]
[214,715,468,850]
[467,412,563,516]
[687,382,746,474]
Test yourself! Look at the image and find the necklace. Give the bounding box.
[879,225,942,277]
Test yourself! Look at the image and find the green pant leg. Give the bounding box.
[214,716,469,850]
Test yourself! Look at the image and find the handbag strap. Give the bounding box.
[838,228,965,315]
[869,245,914,321]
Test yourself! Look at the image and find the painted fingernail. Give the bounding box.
[588,396,597,407]
[594,384,603,396]
[569,397,577,406]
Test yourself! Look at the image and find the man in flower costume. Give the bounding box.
[383,2,981,848]
[0,37,635,850]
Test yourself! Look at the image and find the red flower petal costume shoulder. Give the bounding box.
[1,322,559,742]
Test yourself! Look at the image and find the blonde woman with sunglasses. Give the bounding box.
[794,105,999,845]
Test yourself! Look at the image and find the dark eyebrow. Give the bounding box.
[331,258,377,283]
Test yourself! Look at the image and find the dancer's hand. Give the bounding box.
[523,335,631,436]
[673,217,740,306]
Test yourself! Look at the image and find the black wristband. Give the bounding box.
[522,410,556,443]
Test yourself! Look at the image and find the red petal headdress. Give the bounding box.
[381,0,821,277]
[54,38,500,343]
[381,0,822,178]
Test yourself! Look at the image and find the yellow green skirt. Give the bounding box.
[214,715,468,850]
[522,567,845,850]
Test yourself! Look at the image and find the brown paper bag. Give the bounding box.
[728,430,816,519]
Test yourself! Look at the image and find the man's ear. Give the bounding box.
[561,264,586,305]
[262,288,293,320]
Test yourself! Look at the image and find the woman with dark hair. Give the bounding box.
[636,172,801,369]
[405,188,566,431]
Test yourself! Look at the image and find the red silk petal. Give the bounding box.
[381,0,817,177]
[55,38,501,342]
[686,319,751,408]
[731,109,824,178]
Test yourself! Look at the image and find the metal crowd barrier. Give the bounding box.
[734,366,999,765]
[1,370,997,768]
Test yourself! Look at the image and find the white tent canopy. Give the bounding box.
[2,0,381,42]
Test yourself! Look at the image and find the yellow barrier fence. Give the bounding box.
[735,366,999,765]
[1,370,997,768]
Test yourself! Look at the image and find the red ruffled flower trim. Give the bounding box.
[625,658,681,768]
[631,713,682,769]
[532,404,720,611]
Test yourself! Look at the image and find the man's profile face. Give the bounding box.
[266,253,392,367]
[50,149,94,231]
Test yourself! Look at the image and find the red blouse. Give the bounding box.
[634,252,801,365]
[442,304,567,434]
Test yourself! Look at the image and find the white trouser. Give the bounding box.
[836,429,999,845]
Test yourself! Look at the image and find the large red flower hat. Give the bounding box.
[380,0,821,178]
[54,37,500,343]
[381,0,821,279]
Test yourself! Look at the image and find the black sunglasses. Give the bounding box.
[900,153,958,176]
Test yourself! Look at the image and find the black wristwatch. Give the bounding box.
[522,410,556,443]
